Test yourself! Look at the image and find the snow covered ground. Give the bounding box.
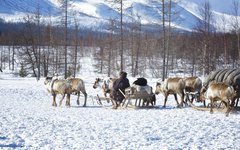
[1,71,240,150]
[1,52,240,149]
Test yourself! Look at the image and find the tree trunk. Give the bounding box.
[162,0,166,81]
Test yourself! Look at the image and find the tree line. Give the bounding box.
[0,0,240,80]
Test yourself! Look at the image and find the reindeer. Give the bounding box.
[184,76,203,104]
[44,77,87,107]
[124,84,156,107]
[44,77,72,107]
[67,77,88,107]
[155,77,185,108]
[93,77,116,97]
[201,82,236,116]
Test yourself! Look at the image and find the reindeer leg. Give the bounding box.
[191,94,195,103]
[152,95,156,106]
[66,94,71,107]
[163,94,169,108]
[104,92,110,103]
[59,94,65,106]
[77,92,80,105]
[222,100,230,117]
[142,99,145,106]
[173,94,180,107]
[82,91,87,107]
[52,94,57,107]
[150,99,154,106]
[180,92,186,107]
[196,92,200,102]
[146,99,149,106]
[185,93,189,104]
[210,100,213,114]
[203,100,206,107]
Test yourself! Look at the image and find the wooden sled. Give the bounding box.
[120,89,156,109]
[188,100,232,116]
[96,89,156,110]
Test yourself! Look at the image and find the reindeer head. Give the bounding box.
[199,86,207,101]
[44,77,53,85]
[155,82,162,95]
[93,78,102,89]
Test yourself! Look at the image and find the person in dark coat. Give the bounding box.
[111,71,130,108]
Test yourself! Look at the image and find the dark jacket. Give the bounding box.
[112,76,130,102]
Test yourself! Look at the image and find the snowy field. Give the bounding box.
[1,73,240,150]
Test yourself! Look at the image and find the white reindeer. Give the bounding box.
[44,77,87,107]
[44,77,72,107]
[67,77,88,107]
[93,77,116,97]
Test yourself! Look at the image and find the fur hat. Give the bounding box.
[119,71,127,78]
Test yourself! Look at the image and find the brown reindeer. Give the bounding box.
[184,76,203,104]
[201,82,236,116]
[155,77,185,108]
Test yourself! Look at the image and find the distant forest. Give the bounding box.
[0,1,240,80]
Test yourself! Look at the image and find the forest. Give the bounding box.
[0,0,240,80]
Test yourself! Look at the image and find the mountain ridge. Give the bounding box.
[0,0,239,32]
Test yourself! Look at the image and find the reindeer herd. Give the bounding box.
[44,69,240,116]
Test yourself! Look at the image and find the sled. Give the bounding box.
[120,89,156,108]
[95,88,156,109]
[189,100,232,116]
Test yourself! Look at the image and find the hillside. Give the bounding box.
[0,0,239,32]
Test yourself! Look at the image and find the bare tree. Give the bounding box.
[195,1,215,75]
[148,0,180,80]
[130,12,142,77]
[161,0,167,81]
[58,0,72,78]
[17,14,41,77]
[72,13,79,77]
[220,14,228,68]
[231,0,240,67]
[105,0,125,71]
[42,8,54,77]
[107,19,117,76]
[35,0,41,80]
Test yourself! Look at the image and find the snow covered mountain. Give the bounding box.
[0,0,238,32]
